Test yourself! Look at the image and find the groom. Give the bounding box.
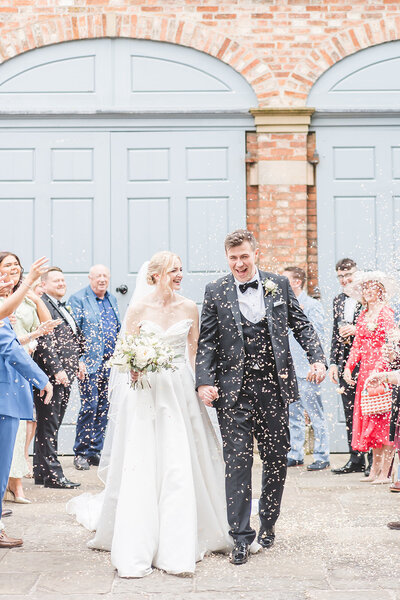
[196,229,326,565]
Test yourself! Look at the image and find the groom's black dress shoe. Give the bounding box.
[331,459,365,474]
[44,477,81,489]
[230,542,250,565]
[258,528,275,549]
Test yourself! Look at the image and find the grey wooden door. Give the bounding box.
[0,130,111,453]
[315,125,400,450]
[111,129,247,311]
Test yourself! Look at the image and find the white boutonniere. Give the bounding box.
[263,278,278,297]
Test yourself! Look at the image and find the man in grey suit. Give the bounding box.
[196,229,326,565]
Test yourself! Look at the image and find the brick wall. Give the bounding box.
[0,0,398,289]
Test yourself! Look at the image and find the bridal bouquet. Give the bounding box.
[108,332,179,389]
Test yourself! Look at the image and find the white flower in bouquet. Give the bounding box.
[135,345,157,370]
[108,331,179,389]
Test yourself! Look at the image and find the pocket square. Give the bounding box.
[273,299,285,307]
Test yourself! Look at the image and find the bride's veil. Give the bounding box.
[97,261,152,484]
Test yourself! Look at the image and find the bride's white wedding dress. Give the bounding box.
[67,319,233,578]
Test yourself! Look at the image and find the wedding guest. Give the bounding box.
[69,265,121,471]
[32,279,45,297]
[344,271,396,484]
[329,258,367,475]
[365,366,400,529]
[0,252,59,503]
[0,315,52,548]
[283,267,330,471]
[377,329,400,493]
[33,267,86,489]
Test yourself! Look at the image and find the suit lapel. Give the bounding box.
[225,275,244,341]
[109,294,120,322]
[87,289,101,321]
[44,295,79,334]
[338,293,346,319]
[259,271,274,332]
[44,294,65,320]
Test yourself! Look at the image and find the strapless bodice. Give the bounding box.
[139,319,193,364]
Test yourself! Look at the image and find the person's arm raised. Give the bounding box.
[0,257,49,319]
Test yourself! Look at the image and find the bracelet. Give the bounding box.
[20,281,33,291]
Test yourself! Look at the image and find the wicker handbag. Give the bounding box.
[360,382,393,416]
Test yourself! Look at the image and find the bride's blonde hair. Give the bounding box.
[147,251,181,291]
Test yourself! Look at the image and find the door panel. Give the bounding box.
[315,126,400,450]
[111,130,246,312]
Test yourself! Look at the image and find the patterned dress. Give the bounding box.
[346,305,395,452]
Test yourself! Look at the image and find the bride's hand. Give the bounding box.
[198,385,219,407]
[130,370,139,384]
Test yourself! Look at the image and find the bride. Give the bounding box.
[67,251,233,578]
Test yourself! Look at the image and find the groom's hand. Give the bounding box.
[306,362,326,385]
[198,385,219,407]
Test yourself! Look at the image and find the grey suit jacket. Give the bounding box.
[195,271,326,409]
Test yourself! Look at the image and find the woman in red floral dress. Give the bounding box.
[344,273,395,483]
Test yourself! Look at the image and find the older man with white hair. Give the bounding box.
[69,265,121,470]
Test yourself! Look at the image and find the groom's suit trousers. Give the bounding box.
[217,370,289,545]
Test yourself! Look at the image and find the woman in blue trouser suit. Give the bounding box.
[0,318,51,548]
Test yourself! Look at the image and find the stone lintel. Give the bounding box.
[249,160,314,186]
[250,107,315,133]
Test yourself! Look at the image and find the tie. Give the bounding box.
[239,280,259,294]
[58,301,66,308]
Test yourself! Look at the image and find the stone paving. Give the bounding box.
[1,454,400,600]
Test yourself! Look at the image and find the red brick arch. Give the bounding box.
[284,17,400,105]
[0,13,277,105]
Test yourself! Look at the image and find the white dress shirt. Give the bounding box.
[343,296,357,323]
[234,269,266,324]
[48,295,77,335]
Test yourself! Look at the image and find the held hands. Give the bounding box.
[329,364,339,385]
[40,381,53,405]
[306,362,326,385]
[54,370,69,387]
[343,367,355,386]
[198,385,219,407]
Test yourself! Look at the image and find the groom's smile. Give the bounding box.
[226,241,259,283]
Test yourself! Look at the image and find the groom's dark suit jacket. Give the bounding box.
[195,270,326,409]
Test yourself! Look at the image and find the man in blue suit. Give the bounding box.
[69,265,121,470]
[0,318,52,548]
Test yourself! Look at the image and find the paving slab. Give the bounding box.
[0,572,39,595]
[1,455,400,598]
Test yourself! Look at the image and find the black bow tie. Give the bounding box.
[58,301,66,308]
[239,280,259,294]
